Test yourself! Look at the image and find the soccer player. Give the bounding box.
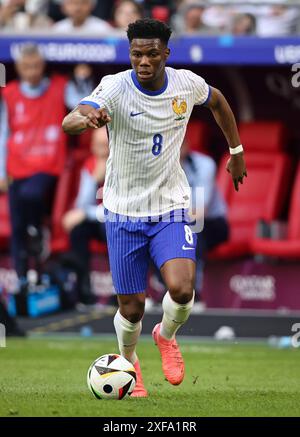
[62,18,247,397]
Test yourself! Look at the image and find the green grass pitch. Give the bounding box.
[0,337,299,417]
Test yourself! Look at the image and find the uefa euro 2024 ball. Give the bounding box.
[87,354,136,400]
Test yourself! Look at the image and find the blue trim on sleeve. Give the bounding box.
[131,70,168,96]
[80,100,100,109]
[202,85,211,106]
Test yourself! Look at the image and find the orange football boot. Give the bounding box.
[131,359,148,398]
[152,323,184,385]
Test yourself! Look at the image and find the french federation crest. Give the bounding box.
[172,97,187,120]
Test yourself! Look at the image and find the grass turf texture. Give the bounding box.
[0,337,299,417]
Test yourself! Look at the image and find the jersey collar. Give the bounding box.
[131,70,168,96]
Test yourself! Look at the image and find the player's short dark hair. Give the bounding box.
[127,19,172,45]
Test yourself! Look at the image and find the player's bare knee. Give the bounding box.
[119,295,145,323]
[175,289,194,304]
[126,312,143,324]
[168,281,194,304]
[123,302,144,323]
[119,307,143,323]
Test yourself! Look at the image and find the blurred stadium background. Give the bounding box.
[0,0,300,343]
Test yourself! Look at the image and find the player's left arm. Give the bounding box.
[205,86,247,192]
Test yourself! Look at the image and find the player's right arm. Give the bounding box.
[62,105,111,135]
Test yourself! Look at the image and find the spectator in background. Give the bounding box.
[62,127,108,305]
[0,44,94,293]
[0,44,67,287]
[172,2,300,37]
[255,5,300,37]
[234,4,300,37]
[65,63,94,110]
[113,0,143,32]
[200,5,230,32]
[53,0,112,34]
[230,13,256,36]
[0,0,52,30]
[172,1,217,35]
[48,0,115,23]
[65,63,95,160]
[180,139,229,308]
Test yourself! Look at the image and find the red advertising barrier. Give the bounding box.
[2,253,300,312]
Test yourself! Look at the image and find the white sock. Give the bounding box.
[160,291,195,340]
[113,310,142,364]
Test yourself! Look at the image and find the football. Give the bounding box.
[87,354,136,400]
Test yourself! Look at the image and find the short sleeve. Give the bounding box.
[80,74,122,114]
[186,70,210,106]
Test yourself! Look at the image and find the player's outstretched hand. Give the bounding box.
[226,153,247,192]
[85,108,111,129]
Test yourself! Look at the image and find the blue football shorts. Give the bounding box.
[104,208,197,295]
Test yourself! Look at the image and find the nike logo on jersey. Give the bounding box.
[130,111,145,117]
[182,245,195,250]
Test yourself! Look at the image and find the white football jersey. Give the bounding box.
[80,67,210,217]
